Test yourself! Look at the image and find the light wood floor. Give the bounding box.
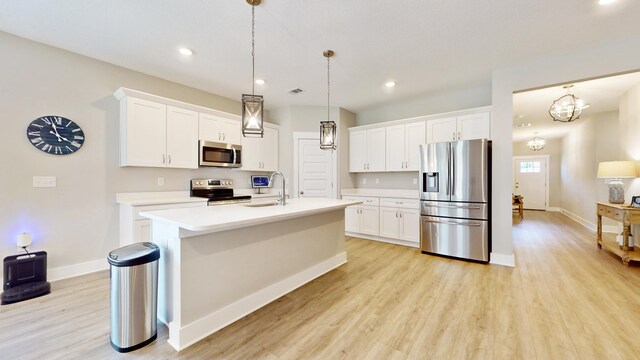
[2,211,640,359]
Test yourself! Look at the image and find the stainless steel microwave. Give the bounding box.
[199,140,242,167]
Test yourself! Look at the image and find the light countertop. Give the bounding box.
[116,191,208,206]
[341,188,419,199]
[140,197,361,233]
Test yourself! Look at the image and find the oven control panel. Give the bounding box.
[191,179,233,189]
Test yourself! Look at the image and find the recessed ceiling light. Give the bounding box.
[385,81,396,88]
[255,79,265,85]
[178,47,194,56]
[598,0,616,5]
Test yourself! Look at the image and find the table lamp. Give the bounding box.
[597,161,637,204]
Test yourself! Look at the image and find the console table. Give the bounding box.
[596,202,640,265]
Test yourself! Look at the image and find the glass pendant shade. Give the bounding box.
[527,135,546,151]
[242,94,264,137]
[320,121,337,150]
[549,86,589,122]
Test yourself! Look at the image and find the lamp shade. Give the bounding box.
[597,161,637,178]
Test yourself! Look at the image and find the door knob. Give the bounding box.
[300,191,304,195]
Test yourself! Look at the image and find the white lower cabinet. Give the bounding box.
[119,201,206,247]
[344,195,419,247]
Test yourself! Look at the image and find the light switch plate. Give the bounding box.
[375,178,380,184]
[33,176,56,188]
[157,177,165,186]
[413,178,418,185]
[362,178,367,185]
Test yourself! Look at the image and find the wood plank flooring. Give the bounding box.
[2,210,640,359]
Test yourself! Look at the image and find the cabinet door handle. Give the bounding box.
[168,155,171,164]
[218,132,221,140]
[162,155,166,164]
[400,212,403,218]
[223,133,226,141]
[458,131,461,140]
[452,132,456,140]
[395,211,398,218]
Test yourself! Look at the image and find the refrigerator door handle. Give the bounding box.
[451,145,455,196]
[446,145,450,195]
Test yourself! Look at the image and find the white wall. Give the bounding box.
[493,36,640,265]
[618,82,640,238]
[0,31,272,279]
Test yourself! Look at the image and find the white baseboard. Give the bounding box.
[168,252,348,352]
[48,258,108,282]
[547,207,562,212]
[345,232,420,248]
[490,252,515,267]
[559,208,596,232]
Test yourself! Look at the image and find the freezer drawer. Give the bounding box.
[420,216,489,262]
[420,201,488,220]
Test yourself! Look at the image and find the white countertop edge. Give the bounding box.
[340,188,419,199]
[116,191,208,206]
[140,199,362,234]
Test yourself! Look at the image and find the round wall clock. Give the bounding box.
[26,115,84,155]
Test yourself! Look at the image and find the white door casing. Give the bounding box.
[293,132,338,199]
[513,156,549,211]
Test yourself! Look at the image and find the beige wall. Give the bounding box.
[513,138,562,208]
[619,83,640,237]
[0,31,272,277]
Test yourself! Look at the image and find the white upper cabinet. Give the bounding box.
[427,112,490,143]
[349,128,385,172]
[385,121,425,171]
[199,113,241,145]
[241,123,279,171]
[119,96,198,169]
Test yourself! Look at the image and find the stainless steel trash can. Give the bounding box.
[107,242,160,353]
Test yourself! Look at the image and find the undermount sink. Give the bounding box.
[243,201,280,207]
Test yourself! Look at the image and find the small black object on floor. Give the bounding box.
[1,251,51,305]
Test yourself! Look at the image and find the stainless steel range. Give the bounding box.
[191,179,251,205]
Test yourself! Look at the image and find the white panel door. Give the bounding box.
[360,207,380,236]
[297,139,333,198]
[427,117,457,143]
[261,126,279,171]
[379,207,400,238]
[345,206,361,233]
[514,158,547,210]
[366,128,386,172]
[166,105,198,169]
[385,125,405,171]
[349,130,367,172]
[399,209,420,242]
[124,97,166,167]
[458,112,490,140]
[405,121,426,170]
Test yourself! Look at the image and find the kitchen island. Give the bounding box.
[140,198,361,351]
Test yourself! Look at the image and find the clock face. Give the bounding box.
[26,116,84,155]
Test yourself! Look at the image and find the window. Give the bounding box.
[520,161,541,173]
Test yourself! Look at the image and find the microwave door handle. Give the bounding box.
[232,148,237,165]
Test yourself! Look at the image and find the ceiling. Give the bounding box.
[512,71,640,142]
[1,1,640,112]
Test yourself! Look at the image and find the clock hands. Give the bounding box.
[50,123,71,142]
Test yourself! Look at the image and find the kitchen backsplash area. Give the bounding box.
[355,172,420,190]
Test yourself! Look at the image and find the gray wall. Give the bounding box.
[513,137,563,208]
[0,31,271,276]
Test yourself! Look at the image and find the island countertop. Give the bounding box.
[140,197,361,233]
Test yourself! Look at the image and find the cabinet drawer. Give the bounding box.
[380,197,419,209]
[342,196,379,206]
[134,202,205,220]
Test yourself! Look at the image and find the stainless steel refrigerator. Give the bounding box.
[418,139,491,262]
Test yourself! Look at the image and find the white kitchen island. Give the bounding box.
[140,198,361,351]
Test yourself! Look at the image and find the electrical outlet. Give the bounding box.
[413,178,418,185]
[375,178,380,184]
[157,177,165,186]
[362,178,367,185]
[33,176,56,188]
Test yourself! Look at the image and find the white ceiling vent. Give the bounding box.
[288,88,303,94]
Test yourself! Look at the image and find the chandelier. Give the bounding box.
[527,133,546,151]
[320,50,337,150]
[241,0,264,138]
[549,85,589,122]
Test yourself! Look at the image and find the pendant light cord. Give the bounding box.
[251,4,255,96]
[327,54,330,122]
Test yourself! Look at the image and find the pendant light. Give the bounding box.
[549,85,590,123]
[527,132,546,151]
[320,50,337,150]
[242,0,264,138]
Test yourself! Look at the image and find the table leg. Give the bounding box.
[597,214,602,249]
[622,225,630,252]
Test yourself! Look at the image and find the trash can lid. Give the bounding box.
[107,242,160,267]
